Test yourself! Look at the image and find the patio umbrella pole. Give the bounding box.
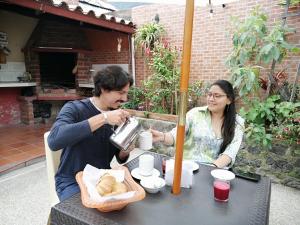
[172,0,194,195]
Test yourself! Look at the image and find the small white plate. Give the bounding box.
[211,169,235,181]
[131,168,160,180]
[184,160,199,172]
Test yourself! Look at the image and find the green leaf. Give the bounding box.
[272,47,281,61]
[261,43,273,54]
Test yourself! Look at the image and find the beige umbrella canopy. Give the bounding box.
[172,0,195,195]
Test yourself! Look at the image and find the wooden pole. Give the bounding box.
[172,0,194,195]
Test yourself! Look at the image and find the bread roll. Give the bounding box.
[96,174,116,196]
[112,182,127,193]
[105,182,127,196]
[96,173,127,196]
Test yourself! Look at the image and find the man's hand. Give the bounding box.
[118,142,135,160]
[88,109,130,132]
[106,109,130,126]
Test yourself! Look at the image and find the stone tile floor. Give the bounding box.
[0,123,52,174]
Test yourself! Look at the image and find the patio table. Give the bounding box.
[49,152,271,225]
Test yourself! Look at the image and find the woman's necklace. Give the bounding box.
[211,115,223,139]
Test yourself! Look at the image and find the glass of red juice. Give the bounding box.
[162,158,167,176]
[213,179,230,202]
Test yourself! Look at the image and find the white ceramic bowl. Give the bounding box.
[140,177,166,194]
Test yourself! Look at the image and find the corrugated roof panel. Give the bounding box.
[46,0,133,26]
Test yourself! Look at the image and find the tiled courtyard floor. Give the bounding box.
[0,123,52,174]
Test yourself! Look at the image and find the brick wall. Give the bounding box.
[0,89,21,125]
[73,29,131,83]
[132,0,300,86]
[76,50,130,83]
[18,96,36,125]
[25,51,40,92]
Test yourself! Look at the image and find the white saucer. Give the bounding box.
[183,160,199,171]
[211,169,235,181]
[131,168,160,180]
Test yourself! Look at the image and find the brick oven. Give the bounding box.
[24,18,91,98]
[1,0,135,125]
[0,0,135,125]
[20,17,132,124]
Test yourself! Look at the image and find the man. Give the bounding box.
[48,66,133,201]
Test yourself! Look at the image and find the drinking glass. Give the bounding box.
[213,179,230,202]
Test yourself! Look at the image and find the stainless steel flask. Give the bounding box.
[109,117,141,151]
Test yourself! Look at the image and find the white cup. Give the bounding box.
[139,154,154,176]
[165,159,194,188]
[138,131,153,150]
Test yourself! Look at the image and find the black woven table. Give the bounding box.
[50,152,271,225]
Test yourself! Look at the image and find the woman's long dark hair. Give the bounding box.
[211,80,236,154]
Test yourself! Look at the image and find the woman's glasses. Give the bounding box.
[207,92,227,100]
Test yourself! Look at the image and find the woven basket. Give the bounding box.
[76,165,146,212]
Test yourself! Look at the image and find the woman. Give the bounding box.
[151,80,244,168]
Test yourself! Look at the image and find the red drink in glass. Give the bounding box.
[162,158,166,175]
[213,180,230,202]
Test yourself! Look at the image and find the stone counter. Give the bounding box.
[0,82,37,87]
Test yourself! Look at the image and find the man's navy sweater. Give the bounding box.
[47,98,125,199]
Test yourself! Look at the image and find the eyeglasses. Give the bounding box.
[207,92,227,100]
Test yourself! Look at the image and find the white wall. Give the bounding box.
[0,10,38,81]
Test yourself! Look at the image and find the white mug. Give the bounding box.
[139,154,154,176]
[138,131,153,150]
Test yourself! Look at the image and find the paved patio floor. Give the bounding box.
[0,123,51,174]
[0,160,299,225]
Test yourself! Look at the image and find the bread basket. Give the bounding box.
[75,165,146,212]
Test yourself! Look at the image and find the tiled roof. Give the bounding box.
[44,0,134,26]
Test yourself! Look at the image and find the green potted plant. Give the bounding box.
[134,22,165,57]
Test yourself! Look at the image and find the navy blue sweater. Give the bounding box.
[48,98,125,198]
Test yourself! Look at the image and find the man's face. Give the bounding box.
[101,83,130,110]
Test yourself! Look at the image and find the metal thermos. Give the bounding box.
[109,117,141,151]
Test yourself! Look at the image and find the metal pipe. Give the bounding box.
[131,35,136,85]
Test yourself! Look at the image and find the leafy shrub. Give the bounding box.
[240,95,300,148]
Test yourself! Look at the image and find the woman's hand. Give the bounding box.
[150,129,174,145]
[150,129,164,143]
[213,154,232,168]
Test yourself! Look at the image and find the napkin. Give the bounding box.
[165,159,194,188]
[82,164,135,203]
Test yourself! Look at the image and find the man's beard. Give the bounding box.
[108,100,125,110]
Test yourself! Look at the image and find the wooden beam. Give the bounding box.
[4,0,135,34]
[172,0,194,195]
